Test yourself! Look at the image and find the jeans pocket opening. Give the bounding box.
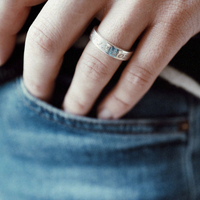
[16,77,189,136]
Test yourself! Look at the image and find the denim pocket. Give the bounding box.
[0,78,191,200]
[19,78,188,132]
[11,77,189,147]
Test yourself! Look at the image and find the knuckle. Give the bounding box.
[112,94,131,109]
[157,1,197,40]
[24,79,53,102]
[66,94,88,115]
[24,78,45,98]
[71,99,86,114]
[125,67,152,89]
[27,25,56,54]
[80,53,109,82]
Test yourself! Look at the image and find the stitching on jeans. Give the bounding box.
[184,96,197,199]
[18,78,188,125]
[19,98,175,134]
[16,78,187,134]
[16,78,188,134]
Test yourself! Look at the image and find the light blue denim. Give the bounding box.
[0,77,200,200]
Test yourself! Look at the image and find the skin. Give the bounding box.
[0,0,200,119]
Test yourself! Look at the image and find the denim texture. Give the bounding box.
[0,76,200,200]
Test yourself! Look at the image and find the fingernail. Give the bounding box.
[98,108,113,120]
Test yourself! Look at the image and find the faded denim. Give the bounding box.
[0,76,200,200]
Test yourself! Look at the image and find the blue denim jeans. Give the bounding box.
[0,75,200,200]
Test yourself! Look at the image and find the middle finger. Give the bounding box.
[23,0,103,100]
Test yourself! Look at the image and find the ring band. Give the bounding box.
[89,26,133,61]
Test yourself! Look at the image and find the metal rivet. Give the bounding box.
[180,122,189,131]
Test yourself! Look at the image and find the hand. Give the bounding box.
[1,0,200,119]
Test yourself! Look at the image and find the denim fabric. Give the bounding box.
[0,76,200,200]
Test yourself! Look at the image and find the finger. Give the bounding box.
[0,0,46,66]
[0,1,31,66]
[63,1,149,115]
[23,0,103,101]
[97,22,190,119]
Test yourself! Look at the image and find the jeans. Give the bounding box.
[0,74,200,200]
[1,22,200,198]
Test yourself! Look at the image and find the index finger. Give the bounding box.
[0,1,30,65]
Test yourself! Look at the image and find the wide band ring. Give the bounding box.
[89,26,133,61]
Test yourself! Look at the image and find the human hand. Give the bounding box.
[1,0,200,119]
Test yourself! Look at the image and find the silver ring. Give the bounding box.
[89,26,133,61]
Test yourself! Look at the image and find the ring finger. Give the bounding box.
[63,0,150,116]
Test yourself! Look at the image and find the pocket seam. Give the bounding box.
[16,77,189,135]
